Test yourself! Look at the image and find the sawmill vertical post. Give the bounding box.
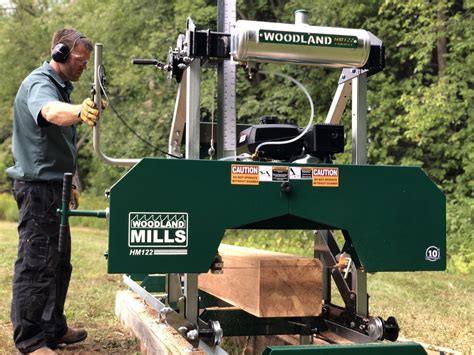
[315,230,332,304]
[351,70,368,317]
[217,0,237,158]
[184,54,201,324]
[184,274,199,324]
[351,71,368,165]
[185,55,201,159]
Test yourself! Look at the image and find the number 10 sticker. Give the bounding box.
[425,246,441,262]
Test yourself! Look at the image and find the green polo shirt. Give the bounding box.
[7,61,77,182]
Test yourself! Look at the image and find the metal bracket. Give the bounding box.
[325,320,377,343]
[325,79,351,125]
[314,230,356,310]
[168,73,187,157]
[338,68,369,84]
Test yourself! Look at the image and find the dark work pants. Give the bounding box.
[11,180,72,353]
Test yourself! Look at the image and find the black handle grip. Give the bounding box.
[58,225,69,255]
[132,58,159,65]
[59,173,73,255]
[62,173,73,203]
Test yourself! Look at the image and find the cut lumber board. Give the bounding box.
[199,244,322,318]
[115,290,205,355]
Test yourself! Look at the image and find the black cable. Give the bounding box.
[98,66,182,159]
[107,101,181,159]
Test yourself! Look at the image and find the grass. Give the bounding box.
[0,221,139,354]
[0,221,472,354]
[368,272,473,353]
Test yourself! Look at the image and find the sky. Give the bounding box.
[0,0,12,8]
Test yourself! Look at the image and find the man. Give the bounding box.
[7,28,100,355]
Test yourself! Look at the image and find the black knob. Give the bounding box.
[210,253,223,274]
[383,316,399,341]
[281,181,292,193]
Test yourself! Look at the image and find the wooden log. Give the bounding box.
[115,290,205,355]
[199,244,322,318]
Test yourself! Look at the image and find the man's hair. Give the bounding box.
[51,28,93,54]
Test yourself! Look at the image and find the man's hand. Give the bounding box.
[79,98,100,127]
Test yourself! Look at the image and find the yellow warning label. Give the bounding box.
[312,167,339,187]
[231,164,259,185]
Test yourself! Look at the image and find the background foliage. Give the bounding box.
[0,0,472,272]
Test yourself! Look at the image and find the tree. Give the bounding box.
[0,0,471,199]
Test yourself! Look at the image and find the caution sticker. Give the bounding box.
[231,164,339,187]
[231,164,259,185]
[312,167,339,187]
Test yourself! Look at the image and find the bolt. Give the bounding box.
[178,296,185,303]
[350,321,356,328]
[341,74,346,79]
[186,329,199,340]
[159,307,173,323]
[351,69,357,73]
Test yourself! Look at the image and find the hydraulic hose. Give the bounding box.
[254,71,314,156]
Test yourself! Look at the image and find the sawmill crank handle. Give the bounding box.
[132,58,160,65]
[132,58,169,71]
[57,173,108,255]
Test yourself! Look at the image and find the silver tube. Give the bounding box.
[294,9,309,25]
[231,20,371,68]
[93,43,140,167]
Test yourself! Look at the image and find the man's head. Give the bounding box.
[51,28,93,82]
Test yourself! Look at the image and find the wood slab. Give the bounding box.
[115,290,205,354]
[199,244,322,318]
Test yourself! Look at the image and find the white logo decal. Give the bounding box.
[128,212,188,255]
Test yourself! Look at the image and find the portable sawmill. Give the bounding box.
[58,3,446,354]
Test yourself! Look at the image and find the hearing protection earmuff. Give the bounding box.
[51,33,85,63]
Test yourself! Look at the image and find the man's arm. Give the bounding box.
[41,101,82,126]
[41,99,99,127]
